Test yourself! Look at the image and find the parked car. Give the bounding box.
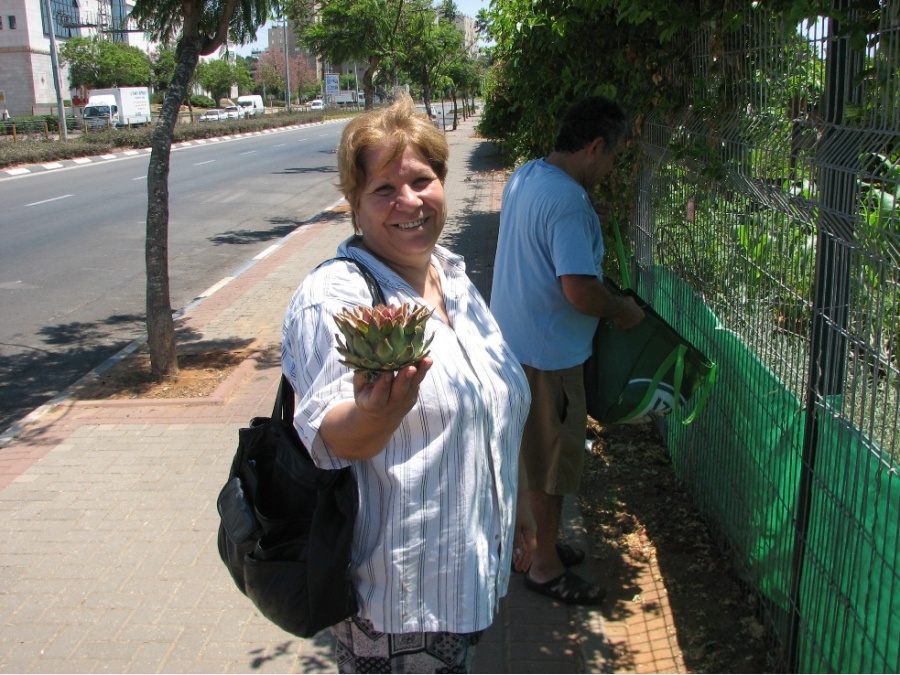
[308,99,325,111]
[199,108,226,122]
[224,105,245,119]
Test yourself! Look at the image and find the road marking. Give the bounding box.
[199,276,234,298]
[26,194,73,207]
[274,143,286,147]
[42,162,64,169]
[253,244,280,260]
[132,175,147,181]
[239,150,258,155]
[194,160,215,166]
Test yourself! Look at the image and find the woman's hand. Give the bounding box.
[512,499,537,573]
[353,357,433,418]
[319,357,433,460]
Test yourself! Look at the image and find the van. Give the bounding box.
[236,94,265,117]
[308,99,325,111]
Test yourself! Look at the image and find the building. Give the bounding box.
[0,0,154,116]
[454,14,478,59]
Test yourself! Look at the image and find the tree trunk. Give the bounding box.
[145,36,201,381]
[363,57,380,112]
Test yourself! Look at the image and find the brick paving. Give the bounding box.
[0,113,686,673]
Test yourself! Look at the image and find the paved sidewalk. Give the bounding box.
[0,113,684,673]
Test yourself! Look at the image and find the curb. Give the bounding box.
[0,194,347,448]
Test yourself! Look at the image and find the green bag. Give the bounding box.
[583,213,717,425]
[583,277,716,426]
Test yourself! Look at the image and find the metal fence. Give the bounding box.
[632,6,900,672]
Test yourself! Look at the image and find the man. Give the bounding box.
[490,96,645,605]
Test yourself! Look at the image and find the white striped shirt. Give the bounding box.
[281,238,531,634]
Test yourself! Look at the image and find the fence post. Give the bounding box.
[788,2,865,670]
[12,124,17,144]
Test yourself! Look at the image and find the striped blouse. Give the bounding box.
[281,238,531,634]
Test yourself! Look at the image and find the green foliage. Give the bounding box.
[195,58,247,104]
[189,94,216,108]
[60,37,152,88]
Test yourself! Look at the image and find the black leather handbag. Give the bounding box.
[216,257,384,637]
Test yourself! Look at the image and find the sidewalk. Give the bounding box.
[0,113,684,673]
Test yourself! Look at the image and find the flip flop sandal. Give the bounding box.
[524,569,606,605]
[556,542,586,567]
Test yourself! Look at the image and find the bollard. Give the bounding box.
[11,124,16,144]
[44,121,49,138]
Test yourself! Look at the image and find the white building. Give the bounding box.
[0,0,154,116]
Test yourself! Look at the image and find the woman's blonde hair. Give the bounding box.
[337,92,449,225]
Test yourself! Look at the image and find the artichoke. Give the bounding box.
[334,302,434,381]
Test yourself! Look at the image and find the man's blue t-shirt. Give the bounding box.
[490,159,605,370]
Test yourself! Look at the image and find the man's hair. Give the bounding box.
[553,96,628,154]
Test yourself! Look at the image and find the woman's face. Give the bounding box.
[354,141,446,273]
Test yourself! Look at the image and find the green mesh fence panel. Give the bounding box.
[628,5,900,669]
[636,265,803,635]
[795,399,900,673]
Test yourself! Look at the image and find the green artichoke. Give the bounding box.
[334,302,434,381]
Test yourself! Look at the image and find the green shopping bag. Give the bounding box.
[583,213,717,425]
[583,278,717,426]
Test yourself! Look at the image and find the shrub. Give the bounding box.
[0,108,335,169]
[189,94,216,108]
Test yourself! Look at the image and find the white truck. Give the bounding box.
[236,94,265,117]
[82,87,152,130]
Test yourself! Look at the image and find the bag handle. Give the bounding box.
[608,214,718,425]
[277,256,386,424]
[608,212,632,290]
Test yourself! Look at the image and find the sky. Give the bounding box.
[234,0,490,57]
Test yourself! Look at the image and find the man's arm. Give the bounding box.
[560,274,644,329]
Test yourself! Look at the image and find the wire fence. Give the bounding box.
[632,6,899,672]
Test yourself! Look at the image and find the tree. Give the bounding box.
[60,37,152,90]
[395,0,463,113]
[287,0,407,111]
[131,0,272,381]
[255,48,316,103]
[196,58,243,103]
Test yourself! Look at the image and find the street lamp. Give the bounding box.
[282,18,292,112]
[42,0,68,142]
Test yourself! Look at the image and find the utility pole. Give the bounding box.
[282,18,292,112]
[42,0,68,142]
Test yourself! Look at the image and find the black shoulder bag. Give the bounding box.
[216,257,384,637]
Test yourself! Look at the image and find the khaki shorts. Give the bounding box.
[520,364,588,495]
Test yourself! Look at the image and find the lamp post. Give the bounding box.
[42,0,68,142]
[282,18,292,112]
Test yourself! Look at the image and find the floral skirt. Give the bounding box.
[331,615,484,673]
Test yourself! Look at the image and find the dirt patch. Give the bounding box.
[73,346,256,400]
[580,418,779,673]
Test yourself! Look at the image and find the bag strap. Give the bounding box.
[608,216,719,425]
[608,212,632,290]
[276,256,386,423]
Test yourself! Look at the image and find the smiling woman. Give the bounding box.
[279,93,535,673]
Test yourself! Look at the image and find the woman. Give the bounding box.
[281,93,535,673]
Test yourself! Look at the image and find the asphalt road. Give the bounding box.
[0,120,349,433]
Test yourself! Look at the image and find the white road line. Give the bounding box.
[199,277,234,298]
[253,244,280,260]
[194,160,215,166]
[132,175,147,181]
[26,194,73,207]
[239,150,258,155]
